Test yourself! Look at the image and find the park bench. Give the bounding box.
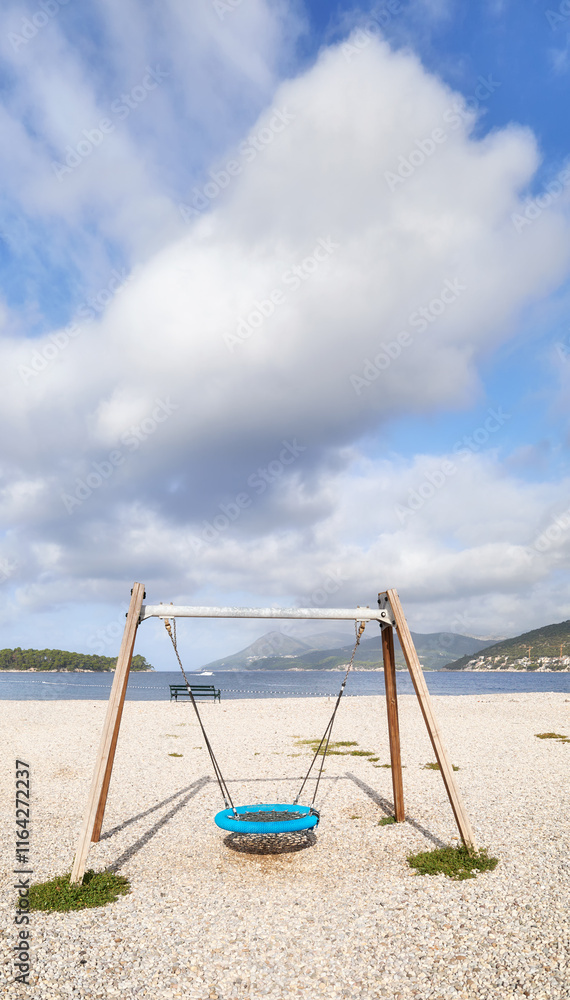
[169,683,221,702]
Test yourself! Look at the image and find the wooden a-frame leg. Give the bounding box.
[381,624,405,822]
[70,582,145,884]
[384,588,477,851]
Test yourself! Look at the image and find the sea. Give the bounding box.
[0,669,569,700]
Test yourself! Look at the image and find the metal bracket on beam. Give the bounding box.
[377,591,397,628]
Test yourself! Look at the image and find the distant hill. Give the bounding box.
[444,620,570,671]
[201,629,494,672]
[0,648,154,672]
[202,631,309,670]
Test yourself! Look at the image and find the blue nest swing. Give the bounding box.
[165,617,366,835]
[214,803,319,834]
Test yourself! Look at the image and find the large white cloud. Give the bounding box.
[0,0,297,289]
[2,18,570,648]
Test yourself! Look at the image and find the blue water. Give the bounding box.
[0,670,569,700]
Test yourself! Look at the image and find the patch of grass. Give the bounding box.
[296,739,382,763]
[350,815,361,820]
[423,762,460,771]
[535,732,567,740]
[376,763,391,768]
[378,816,396,826]
[27,870,130,912]
[296,739,359,755]
[407,845,498,880]
[168,752,183,757]
[296,739,358,747]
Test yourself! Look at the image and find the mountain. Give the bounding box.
[201,629,494,672]
[298,629,358,650]
[444,620,570,671]
[206,631,313,670]
[0,649,154,671]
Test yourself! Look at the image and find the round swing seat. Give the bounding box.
[214,803,320,834]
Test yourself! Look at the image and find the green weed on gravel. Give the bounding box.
[423,762,460,771]
[27,870,130,912]
[296,740,377,759]
[407,846,498,880]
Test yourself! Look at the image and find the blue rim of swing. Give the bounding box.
[214,803,320,834]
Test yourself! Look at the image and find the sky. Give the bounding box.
[1,0,569,670]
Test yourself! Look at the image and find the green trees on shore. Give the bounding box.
[0,649,154,671]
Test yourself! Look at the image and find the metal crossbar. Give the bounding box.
[140,605,395,624]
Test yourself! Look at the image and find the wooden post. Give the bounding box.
[385,587,477,851]
[70,582,145,884]
[381,624,405,822]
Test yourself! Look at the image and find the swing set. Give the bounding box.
[70,583,476,884]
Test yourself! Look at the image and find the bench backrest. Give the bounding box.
[169,684,217,692]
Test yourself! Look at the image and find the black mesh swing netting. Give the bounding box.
[236,810,305,823]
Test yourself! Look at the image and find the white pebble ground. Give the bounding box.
[1,692,569,999]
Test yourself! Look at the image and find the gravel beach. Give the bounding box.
[1,692,569,999]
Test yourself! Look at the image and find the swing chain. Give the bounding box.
[351,619,366,667]
[164,616,237,816]
[294,618,367,808]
